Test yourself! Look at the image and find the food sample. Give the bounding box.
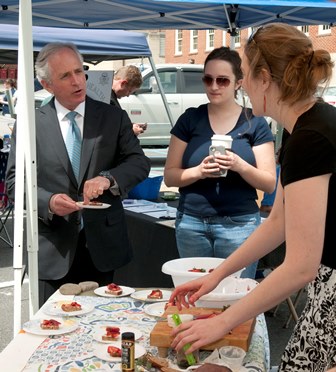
[107,345,122,358]
[61,301,82,312]
[59,283,82,295]
[102,326,120,341]
[40,319,61,330]
[188,267,206,272]
[105,283,123,295]
[188,267,214,273]
[147,289,163,299]
[89,201,103,206]
[164,299,176,311]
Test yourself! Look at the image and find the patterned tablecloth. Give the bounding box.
[20,295,270,372]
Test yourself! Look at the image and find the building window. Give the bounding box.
[159,32,165,57]
[318,24,331,35]
[300,25,309,35]
[234,30,241,47]
[190,30,198,52]
[175,30,183,55]
[206,29,215,50]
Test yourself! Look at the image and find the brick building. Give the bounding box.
[165,25,336,83]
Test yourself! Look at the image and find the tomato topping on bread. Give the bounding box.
[40,319,61,330]
[107,345,122,357]
[61,301,82,312]
[102,326,120,341]
[105,283,123,295]
[148,289,163,299]
[89,201,103,206]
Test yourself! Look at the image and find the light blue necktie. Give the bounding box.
[65,111,82,181]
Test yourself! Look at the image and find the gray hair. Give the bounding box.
[35,42,84,83]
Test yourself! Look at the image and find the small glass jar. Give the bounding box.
[176,348,199,369]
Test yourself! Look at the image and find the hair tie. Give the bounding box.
[308,51,314,67]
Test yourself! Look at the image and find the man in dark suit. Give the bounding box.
[110,65,147,136]
[6,42,150,306]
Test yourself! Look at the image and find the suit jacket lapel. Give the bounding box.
[78,97,101,185]
[39,101,78,186]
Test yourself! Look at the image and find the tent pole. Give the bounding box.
[148,55,175,128]
[20,0,39,317]
[13,0,39,336]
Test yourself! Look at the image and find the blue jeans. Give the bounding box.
[175,211,261,279]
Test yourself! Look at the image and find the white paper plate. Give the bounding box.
[144,302,166,317]
[131,289,172,302]
[76,201,111,209]
[94,285,135,298]
[23,318,78,336]
[93,341,146,362]
[92,324,142,343]
[43,301,95,317]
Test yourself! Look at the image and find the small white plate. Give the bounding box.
[93,341,146,362]
[76,201,111,209]
[94,285,135,298]
[92,324,142,343]
[144,302,166,317]
[131,289,172,303]
[23,318,78,336]
[43,301,95,317]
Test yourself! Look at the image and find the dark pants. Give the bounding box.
[38,230,114,307]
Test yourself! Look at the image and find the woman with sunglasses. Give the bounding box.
[164,46,276,279]
[169,24,336,371]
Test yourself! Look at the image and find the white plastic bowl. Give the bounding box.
[196,277,259,308]
[161,257,254,308]
[161,257,244,287]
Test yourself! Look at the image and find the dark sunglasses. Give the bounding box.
[247,26,263,45]
[247,26,272,75]
[202,76,231,88]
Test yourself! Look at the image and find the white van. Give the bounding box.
[119,64,209,147]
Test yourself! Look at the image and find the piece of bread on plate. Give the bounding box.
[61,301,82,312]
[105,283,123,295]
[148,289,163,299]
[107,345,122,357]
[40,319,61,330]
[102,326,120,341]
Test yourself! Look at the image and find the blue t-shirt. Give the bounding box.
[171,104,274,217]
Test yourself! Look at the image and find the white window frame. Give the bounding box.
[190,30,198,53]
[175,29,183,55]
[299,25,309,35]
[206,29,215,51]
[318,24,331,35]
[234,30,241,48]
[222,30,227,47]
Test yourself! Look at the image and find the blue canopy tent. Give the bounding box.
[2,0,336,332]
[0,0,335,30]
[0,24,151,64]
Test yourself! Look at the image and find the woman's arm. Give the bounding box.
[171,174,330,352]
[164,135,220,188]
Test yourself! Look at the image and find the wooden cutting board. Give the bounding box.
[150,306,255,357]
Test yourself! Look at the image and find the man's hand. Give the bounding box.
[49,194,80,216]
[132,123,147,136]
[83,176,111,204]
